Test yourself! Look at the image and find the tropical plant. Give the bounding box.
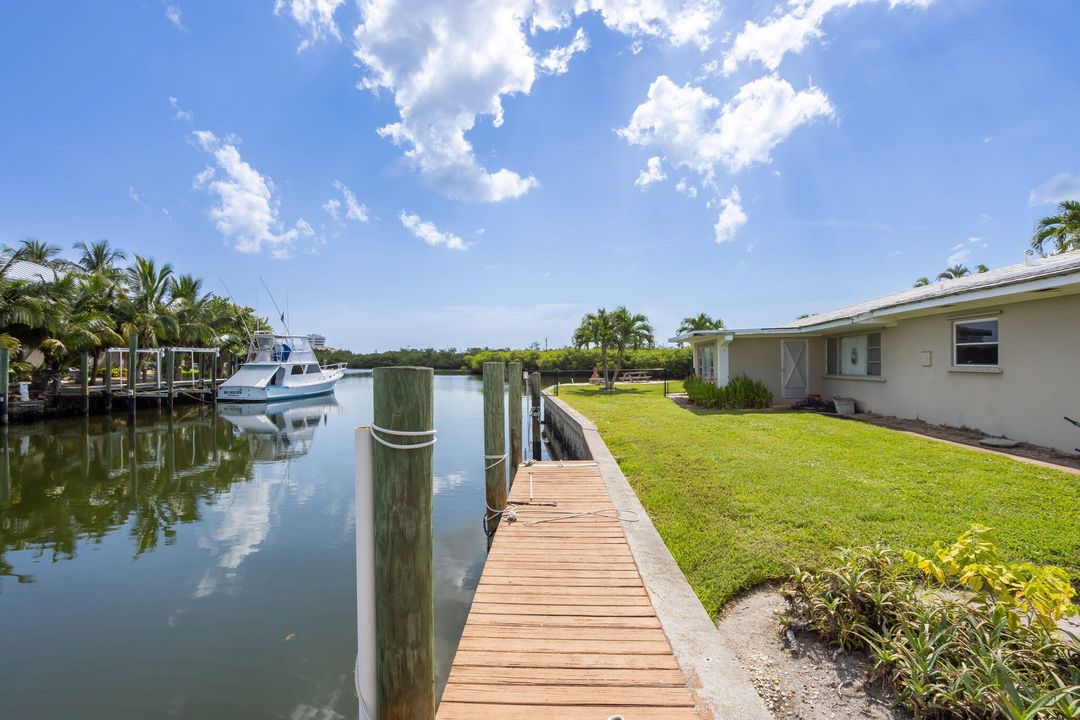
[676,312,724,335]
[1031,199,1080,256]
[684,374,772,409]
[913,277,931,287]
[975,263,989,273]
[609,306,655,384]
[17,238,64,267]
[784,528,1079,719]
[73,239,126,277]
[937,264,971,280]
[572,308,618,388]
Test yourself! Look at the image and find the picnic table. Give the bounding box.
[619,371,653,383]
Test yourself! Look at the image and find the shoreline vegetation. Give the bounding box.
[316,345,693,375]
[1,239,268,391]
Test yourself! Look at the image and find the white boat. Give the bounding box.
[218,394,341,461]
[216,333,346,402]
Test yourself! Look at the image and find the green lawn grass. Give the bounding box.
[555,383,1080,618]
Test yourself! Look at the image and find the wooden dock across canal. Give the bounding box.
[437,460,703,720]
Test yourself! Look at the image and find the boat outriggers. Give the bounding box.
[216,333,345,402]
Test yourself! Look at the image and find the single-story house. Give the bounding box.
[671,250,1080,454]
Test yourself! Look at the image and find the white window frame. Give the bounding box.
[825,332,882,377]
[953,317,999,368]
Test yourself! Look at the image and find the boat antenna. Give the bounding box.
[219,277,256,345]
[259,276,291,335]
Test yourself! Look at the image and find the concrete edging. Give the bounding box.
[543,390,770,720]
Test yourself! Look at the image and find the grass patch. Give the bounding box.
[556,384,1080,617]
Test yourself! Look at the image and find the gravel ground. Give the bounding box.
[715,586,910,720]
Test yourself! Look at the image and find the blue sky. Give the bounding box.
[2,0,1079,351]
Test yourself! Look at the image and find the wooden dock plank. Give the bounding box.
[436,461,703,719]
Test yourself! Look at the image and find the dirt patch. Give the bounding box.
[852,413,1080,471]
[715,586,909,720]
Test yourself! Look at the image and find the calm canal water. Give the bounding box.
[0,372,542,719]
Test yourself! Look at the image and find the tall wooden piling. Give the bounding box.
[507,361,523,481]
[210,350,218,403]
[372,366,435,720]
[529,372,542,460]
[127,334,137,417]
[165,349,175,411]
[80,350,90,416]
[482,362,507,525]
[0,347,9,426]
[104,350,113,412]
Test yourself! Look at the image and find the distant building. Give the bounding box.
[2,256,64,283]
[308,333,327,349]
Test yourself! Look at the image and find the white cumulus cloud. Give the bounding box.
[191,130,314,259]
[723,0,932,75]
[168,96,193,122]
[539,27,589,76]
[1028,172,1080,206]
[274,0,345,52]
[165,4,186,31]
[619,74,833,183]
[399,212,468,251]
[350,0,721,203]
[675,179,698,198]
[634,156,667,189]
[323,179,369,222]
[946,236,987,266]
[713,186,747,243]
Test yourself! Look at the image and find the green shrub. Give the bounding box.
[684,374,772,409]
[784,527,1079,719]
[463,347,692,375]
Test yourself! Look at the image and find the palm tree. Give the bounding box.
[38,275,123,392]
[975,264,989,274]
[73,239,126,277]
[676,312,724,335]
[610,307,655,385]
[1031,200,1080,256]
[573,308,618,388]
[937,264,970,280]
[0,246,49,353]
[914,277,931,287]
[18,238,64,267]
[119,256,178,380]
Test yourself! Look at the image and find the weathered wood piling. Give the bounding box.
[0,347,9,426]
[529,371,542,460]
[507,361,522,481]
[371,366,436,719]
[482,362,507,526]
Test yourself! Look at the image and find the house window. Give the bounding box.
[826,333,882,377]
[954,318,998,366]
[697,344,715,382]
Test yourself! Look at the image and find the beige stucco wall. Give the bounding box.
[725,337,825,403]
[821,293,1080,454]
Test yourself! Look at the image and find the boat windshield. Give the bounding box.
[247,334,318,365]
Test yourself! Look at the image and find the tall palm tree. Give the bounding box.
[676,312,724,335]
[937,264,970,280]
[913,277,931,287]
[1031,200,1080,256]
[18,238,64,267]
[119,256,178,380]
[573,308,618,388]
[610,306,655,385]
[73,239,126,277]
[0,245,49,352]
[38,275,123,391]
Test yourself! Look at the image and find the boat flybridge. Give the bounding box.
[216,333,346,403]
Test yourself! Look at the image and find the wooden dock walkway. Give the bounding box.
[437,461,703,720]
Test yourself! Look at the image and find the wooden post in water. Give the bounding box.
[483,361,507,527]
[80,350,90,416]
[0,347,9,426]
[103,350,113,412]
[529,372,542,460]
[211,350,218,403]
[507,361,522,483]
[127,334,137,417]
[0,428,9,503]
[371,366,435,720]
[165,349,175,411]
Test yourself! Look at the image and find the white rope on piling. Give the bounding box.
[483,453,507,470]
[368,424,437,450]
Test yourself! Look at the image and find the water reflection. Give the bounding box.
[0,408,252,587]
[0,374,539,719]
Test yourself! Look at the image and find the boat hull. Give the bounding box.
[217,374,342,403]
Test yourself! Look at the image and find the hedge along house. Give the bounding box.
[671,250,1080,454]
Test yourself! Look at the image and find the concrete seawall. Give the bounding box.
[541,390,770,720]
